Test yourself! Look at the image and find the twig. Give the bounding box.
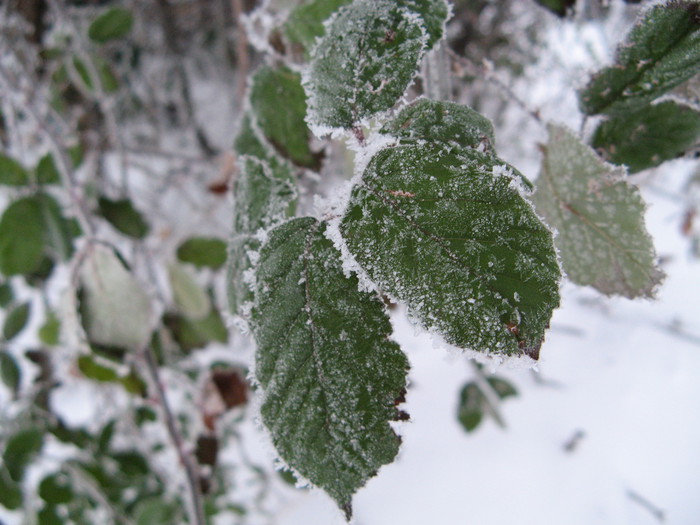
[627,489,666,523]
[141,346,207,525]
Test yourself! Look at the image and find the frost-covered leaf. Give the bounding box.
[88,7,134,43]
[251,217,408,517]
[0,350,21,395]
[341,143,560,357]
[380,98,496,150]
[395,0,450,49]
[249,66,318,168]
[305,0,427,130]
[176,237,227,269]
[0,154,29,186]
[579,2,700,116]
[533,125,664,298]
[97,197,149,239]
[592,101,700,173]
[283,0,352,56]
[229,155,297,316]
[79,245,153,349]
[533,0,576,17]
[167,262,210,320]
[3,302,31,341]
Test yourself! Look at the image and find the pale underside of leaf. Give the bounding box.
[341,143,560,357]
[533,124,664,298]
[251,217,408,517]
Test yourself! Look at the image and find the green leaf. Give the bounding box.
[532,124,664,298]
[457,382,485,432]
[39,312,61,346]
[176,237,227,269]
[3,427,44,482]
[163,306,228,352]
[251,217,409,516]
[38,505,63,525]
[0,197,47,276]
[3,302,31,341]
[167,262,211,320]
[380,98,496,150]
[250,65,317,168]
[36,154,61,185]
[282,0,353,56]
[97,197,149,239]
[135,406,157,426]
[39,472,74,505]
[395,0,450,49]
[533,0,576,17]
[37,193,76,262]
[0,466,23,509]
[73,56,119,93]
[134,498,180,525]
[0,154,29,185]
[0,350,21,394]
[579,2,700,116]
[591,101,700,173]
[341,142,560,357]
[305,0,427,130]
[77,355,120,383]
[0,281,13,307]
[79,245,154,349]
[88,7,134,43]
[488,377,518,399]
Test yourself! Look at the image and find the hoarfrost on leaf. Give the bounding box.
[304,0,428,131]
[250,217,409,518]
[532,124,664,298]
[340,142,561,357]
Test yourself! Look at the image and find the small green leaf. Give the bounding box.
[579,2,700,116]
[0,466,23,509]
[282,0,353,56]
[77,355,120,383]
[0,350,22,394]
[488,377,518,399]
[341,142,560,357]
[0,197,47,276]
[380,98,496,150]
[39,473,74,504]
[88,7,134,43]
[305,0,427,130]
[119,368,147,395]
[533,0,576,17]
[533,124,664,298]
[3,427,44,482]
[38,505,63,525]
[39,313,61,346]
[3,302,31,341]
[176,237,227,269]
[591,101,700,173]
[163,306,228,352]
[457,382,485,432]
[0,281,13,307]
[167,262,210,320]
[135,406,157,426]
[0,154,29,186]
[97,420,117,454]
[134,497,180,525]
[251,218,409,516]
[97,197,149,239]
[36,154,61,185]
[250,65,318,168]
[73,56,119,93]
[79,245,154,349]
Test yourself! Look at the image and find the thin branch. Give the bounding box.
[141,346,207,525]
[627,489,666,523]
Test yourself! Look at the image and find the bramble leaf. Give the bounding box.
[341,142,560,357]
[380,98,496,150]
[305,0,427,130]
[0,350,21,395]
[533,124,664,298]
[579,2,700,116]
[79,245,153,349]
[0,198,47,276]
[592,101,700,173]
[3,302,31,341]
[396,0,450,49]
[176,237,227,269]
[250,66,318,168]
[251,217,408,517]
[88,7,134,43]
[98,197,149,239]
[282,0,352,57]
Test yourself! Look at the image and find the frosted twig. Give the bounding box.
[627,489,666,523]
[141,346,207,525]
